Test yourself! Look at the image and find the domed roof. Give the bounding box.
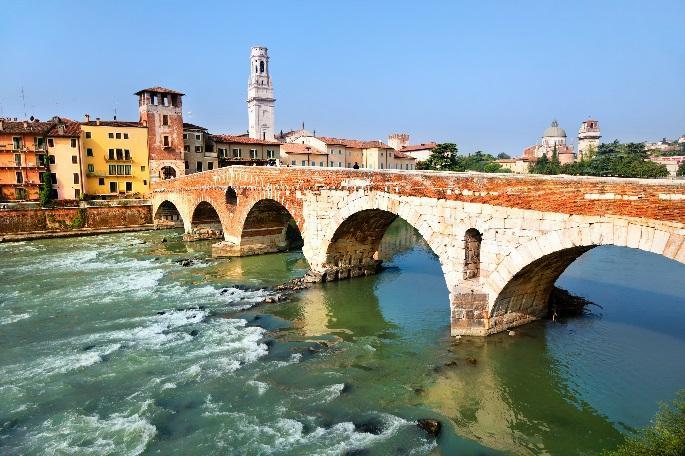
[543,120,566,138]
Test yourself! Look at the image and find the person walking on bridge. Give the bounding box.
[353,162,360,169]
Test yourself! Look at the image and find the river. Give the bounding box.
[1,220,684,455]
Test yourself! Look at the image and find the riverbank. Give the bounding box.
[0,200,152,241]
[0,224,156,243]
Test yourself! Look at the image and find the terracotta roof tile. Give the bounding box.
[0,117,80,136]
[210,134,281,146]
[134,86,185,96]
[81,120,143,128]
[280,143,328,155]
[392,151,416,160]
[400,142,437,152]
[316,136,391,149]
[183,122,207,131]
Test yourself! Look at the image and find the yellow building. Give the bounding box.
[80,119,150,197]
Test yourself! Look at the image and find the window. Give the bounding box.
[184,145,190,152]
[250,149,257,159]
[163,136,170,147]
[87,148,93,157]
[72,155,78,164]
[195,146,202,153]
[301,160,306,166]
[74,189,80,198]
[197,162,203,172]
[16,172,23,184]
[126,182,132,192]
[98,178,105,186]
[49,155,56,165]
[319,161,324,167]
[85,132,92,139]
[195,134,201,141]
[14,154,21,165]
[115,133,121,139]
[380,163,384,169]
[12,137,21,149]
[39,173,44,183]
[108,149,115,160]
[185,160,189,169]
[35,137,45,149]
[123,133,128,139]
[266,149,275,159]
[233,148,241,158]
[116,149,123,160]
[143,180,147,185]
[109,182,117,193]
[291,160,296,165]
[109,165,116,175]
[339,162,342,167]
[124,150,131,160]
[115,165,131,175]
[108,132,114,138]
[183,133,188,140]
[47,138,54,148]
[141,166,145,171]
[311,161,315,166]
[16,188,27,200]
[162,115,168,126]
[87,164,94,173]
[207,162,213,170]
[38,154,46,166]
[50,173,57,184]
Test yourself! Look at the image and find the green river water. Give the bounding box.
[1,220,684,455]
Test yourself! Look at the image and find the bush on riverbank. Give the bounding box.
[604,390,685,456]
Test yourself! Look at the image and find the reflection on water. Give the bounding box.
[1,219,684,455]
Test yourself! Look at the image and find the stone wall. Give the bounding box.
[0,204,152,234]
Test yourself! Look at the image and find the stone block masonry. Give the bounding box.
[151,167,685,336]
[0,203,152,237]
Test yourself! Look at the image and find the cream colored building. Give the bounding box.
[287,135,416,170]
[45,118,84,199]
[388,133,437,162]
[280,142,329,167]
[496,158,530,174]
[211,134,280,166]
[183,123,217,173]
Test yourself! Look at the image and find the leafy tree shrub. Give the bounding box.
[39,172,53,207]
[424,143,460,171]
[677,162,685,177]
[603,391,685,456]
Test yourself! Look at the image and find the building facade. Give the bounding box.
[81,119,150,197]
[388,133,437,162]
[183,123,218,173]
[578,119,601,160]
[45,118,83,200]
[0,119,49,200]
[136,87,185,181]
[523,120,576,165]
[247,46,275,140]
[211,134,280,167]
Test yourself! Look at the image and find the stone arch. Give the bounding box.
[237,198,303,256]
[187,201,224,240]
[484,221,685,334]
[464,228,482,280]
[153,200,184,228]
[311,193,453,285]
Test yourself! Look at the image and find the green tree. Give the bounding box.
[424,143,459,171]
[39,171,53,207]
[496,152,511,159]
[676,162,685,177]
[603,391,685,456]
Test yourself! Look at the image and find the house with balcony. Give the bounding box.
[0,118,51,201]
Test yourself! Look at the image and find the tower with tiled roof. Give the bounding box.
[136,86,185,181]
[247,46,275,140]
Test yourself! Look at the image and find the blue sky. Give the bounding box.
[1,0,683,155]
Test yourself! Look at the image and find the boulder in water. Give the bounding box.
[417,418,442,437]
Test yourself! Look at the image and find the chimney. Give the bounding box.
[96,117,101,126]
[84,113,90,123]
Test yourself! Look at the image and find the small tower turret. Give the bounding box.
[578,119,601,160]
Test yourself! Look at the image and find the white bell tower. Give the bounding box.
[247,46,275,140]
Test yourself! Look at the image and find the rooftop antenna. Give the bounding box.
[113,105,118,121]
[20,87,27,119]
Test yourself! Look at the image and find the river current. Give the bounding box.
[1,221,684,455]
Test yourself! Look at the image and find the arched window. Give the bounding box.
[226,187,238,205]
[161,166,176,180]
[464,228,482,279]
[259,61,265,73]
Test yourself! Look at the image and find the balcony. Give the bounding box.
[0,161,46,169]
[104,155,132,162]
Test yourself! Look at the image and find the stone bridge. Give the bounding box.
[150,167,685,336]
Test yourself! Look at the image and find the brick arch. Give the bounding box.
[187,196,233,238]
[483,221,685,334]
[153,200,185,228]
[151,193,195,232]
[229,192,305,257]
[310,192,454,284]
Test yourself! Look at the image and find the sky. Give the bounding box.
[1,0,683,156]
